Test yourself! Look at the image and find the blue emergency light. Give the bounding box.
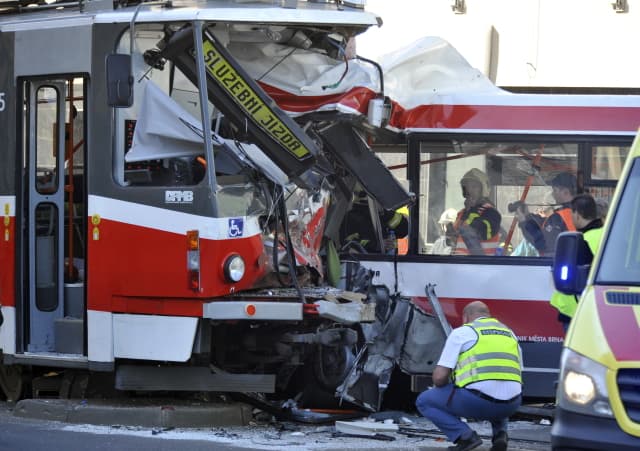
[553,232,592,295]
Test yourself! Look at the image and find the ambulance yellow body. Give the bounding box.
[551,132,640,450]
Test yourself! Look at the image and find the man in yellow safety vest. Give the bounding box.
[550,193,604,331]
[416,301,522,451]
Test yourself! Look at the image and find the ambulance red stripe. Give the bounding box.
[595,286,640,362]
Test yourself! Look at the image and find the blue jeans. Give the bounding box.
[415,383,522,442]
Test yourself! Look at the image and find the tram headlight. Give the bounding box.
[557,348,613,417]
[224,254,245,283]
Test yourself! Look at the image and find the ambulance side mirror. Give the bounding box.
[552,232,594,295]
[106,54,134,108]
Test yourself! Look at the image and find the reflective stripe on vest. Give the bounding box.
[454,318,522,387]
[454,234,501,255]
[453,205,500,255]
[454,210,496,239]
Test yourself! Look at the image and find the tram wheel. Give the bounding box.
[295,345,356,408]
[0,364,25,402]
[313,344,355,391]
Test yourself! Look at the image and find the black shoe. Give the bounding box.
[491,430,508,451]
[448,431,483,451]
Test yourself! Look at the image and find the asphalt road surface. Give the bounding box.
[0,401,551,451]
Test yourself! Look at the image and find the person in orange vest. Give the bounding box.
[452,169,502,256]
[514,172,577,256]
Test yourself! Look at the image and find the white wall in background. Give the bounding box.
[358,0,640,88]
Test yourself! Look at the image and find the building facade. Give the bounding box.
[358,0,640,90]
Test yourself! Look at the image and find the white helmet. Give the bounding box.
[438,208,458,225]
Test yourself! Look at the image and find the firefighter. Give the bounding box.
[515,172,577,256]
[453,169,502,255]
[415,301,522,451]
[550,193,604,331]
[387,204,410,255]
[341,191,408,254]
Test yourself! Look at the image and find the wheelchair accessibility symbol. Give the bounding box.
[228,218,244,238]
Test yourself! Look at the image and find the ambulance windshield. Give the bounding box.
[596,159,640,286]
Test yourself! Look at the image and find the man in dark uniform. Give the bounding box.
[452,169,502,255]
[340,191,408,254]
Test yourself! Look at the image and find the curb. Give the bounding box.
[13,398,253,428]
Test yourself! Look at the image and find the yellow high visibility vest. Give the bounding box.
[550,227,603,318]
[453,318,522,387]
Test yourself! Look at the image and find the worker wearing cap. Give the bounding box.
[515,172,577,256]
[453,169,502,256]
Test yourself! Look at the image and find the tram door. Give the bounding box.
[22,78,86,354]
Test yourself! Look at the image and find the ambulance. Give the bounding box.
[551,131,640,450]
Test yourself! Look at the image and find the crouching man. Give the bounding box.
[416,301,522,451]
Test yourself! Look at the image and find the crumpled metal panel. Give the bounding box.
[336,296,436,411]
[319,122,411,211]
[398,306,447,374]
[314,300,376,325]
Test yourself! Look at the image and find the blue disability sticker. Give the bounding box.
[228,218,244,237]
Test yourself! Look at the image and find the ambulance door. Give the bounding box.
[22,78,87,354]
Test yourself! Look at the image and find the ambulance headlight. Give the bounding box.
[557,348,613,417]
[224,254,245,283]
[563,371,595,404]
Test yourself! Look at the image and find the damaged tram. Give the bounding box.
[359,37,640,398]
[4,0,639,410]
[0,0,444,410]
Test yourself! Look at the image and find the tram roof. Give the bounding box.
[0,0,381,29]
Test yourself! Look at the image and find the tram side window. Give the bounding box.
[590,145,629,181]
[114,26,211,187]
[350,150,409,254]
[416,139,584,257]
